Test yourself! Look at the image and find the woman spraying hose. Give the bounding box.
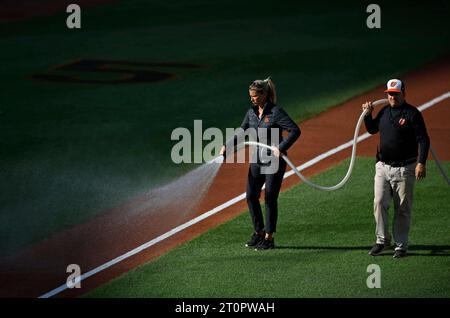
[220,78,301,250]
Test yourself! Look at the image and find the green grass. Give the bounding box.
[1,0,450,256]
[85,157,450,298]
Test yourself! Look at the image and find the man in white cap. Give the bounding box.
[362,79,430,258]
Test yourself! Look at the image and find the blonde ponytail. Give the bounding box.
[264,77,277,104]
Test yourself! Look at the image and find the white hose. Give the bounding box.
[211,98,448,189]
[245,99,388,191]
[243,98,450,189]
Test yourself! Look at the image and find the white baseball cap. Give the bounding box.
[385,79,404,93]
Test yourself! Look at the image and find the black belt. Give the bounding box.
[383,158,417,167]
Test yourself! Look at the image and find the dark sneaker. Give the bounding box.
[369,243,389,256]
[245,233,264,248]
[393,249,407,258]
[254,238,275,250]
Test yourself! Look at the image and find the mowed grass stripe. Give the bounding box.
[86,157,450,298]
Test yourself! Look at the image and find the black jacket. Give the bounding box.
[364,101,430,164]
[228,102,301,162]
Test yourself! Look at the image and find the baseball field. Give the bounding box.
[0,0,449,299]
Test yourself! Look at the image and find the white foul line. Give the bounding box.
[39,92,450,298]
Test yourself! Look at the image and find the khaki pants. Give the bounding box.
[373,161,416,251]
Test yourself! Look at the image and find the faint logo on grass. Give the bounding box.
[31,59,205,84]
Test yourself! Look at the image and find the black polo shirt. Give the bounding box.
[364,101,430,164]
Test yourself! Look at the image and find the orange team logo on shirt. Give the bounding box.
[399,118,406,126]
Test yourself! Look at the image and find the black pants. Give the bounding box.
[246,158,287,234]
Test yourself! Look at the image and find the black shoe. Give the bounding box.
[393,249,407,258]
[245,233,264,248]
[369,243,389,256]
[254,238,275,250]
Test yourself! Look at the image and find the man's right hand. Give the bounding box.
[362,101,374,115]
[415,163,426,181]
